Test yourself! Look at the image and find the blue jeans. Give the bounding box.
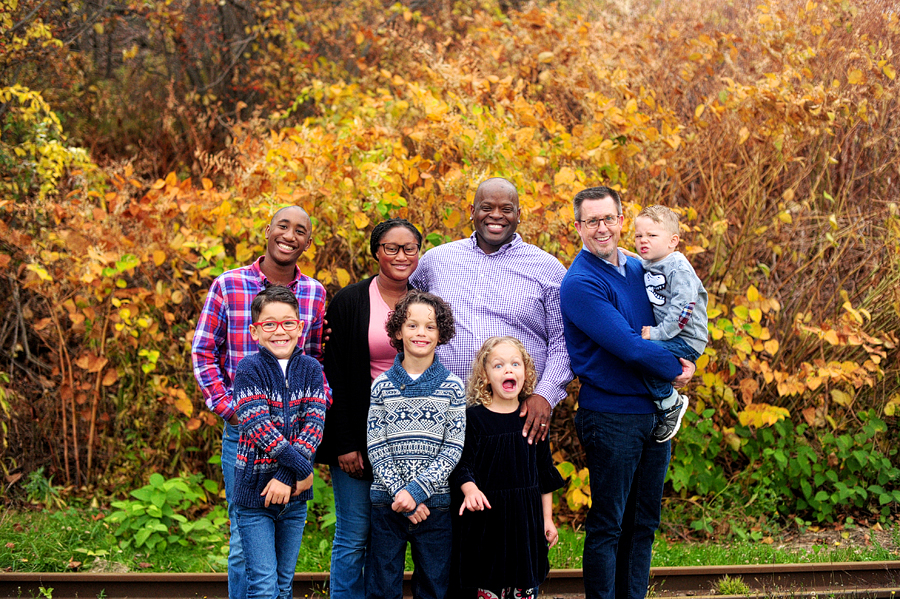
[236,500,308,599]
[365,503,451,599]
[575,408,671,599]
[329,467,372,599]
[642,338,700,409]
[222,422,247,599]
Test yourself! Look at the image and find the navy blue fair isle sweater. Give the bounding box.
[233,345,328,508]
[367,353,466,512]
[560,249,682,414]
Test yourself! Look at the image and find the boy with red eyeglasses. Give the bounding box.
[231,285,328,599]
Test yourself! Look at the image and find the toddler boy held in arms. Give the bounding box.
[634,205,709,443]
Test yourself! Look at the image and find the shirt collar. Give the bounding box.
[251,256,304,288]
[467,232,522,256]
[583,247,628,277]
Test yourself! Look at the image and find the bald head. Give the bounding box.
[271,205,310,227]
[470,177,521,254]
[474,178,519,207]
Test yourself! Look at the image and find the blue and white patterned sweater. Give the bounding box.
[367,353,466,513]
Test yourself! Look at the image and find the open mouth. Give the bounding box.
[485,223,507,234]
[501,377,518,393]
[276,242,297,253]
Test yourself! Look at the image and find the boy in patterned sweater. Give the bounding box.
[366,290,467,599]
[232,285,328,599]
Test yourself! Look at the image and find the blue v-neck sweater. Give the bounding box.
[560,249,682,414]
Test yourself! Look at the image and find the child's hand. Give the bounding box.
[544,520,559,548]
[460,482,491,515]
[641,326,651,339]
[293,473,314,496]
[261,479,292,506]
[406,503,430,524]
[392,489,416,513]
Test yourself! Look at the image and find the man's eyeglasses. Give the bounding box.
[252,319,302,333]
[378,243,421,256]
[579,215,622,230]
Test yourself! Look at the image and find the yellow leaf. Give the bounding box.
[749,308,762,322]
[738,127,750,145]
[152,250,166,267]
[174,394,193,417]
[883,64,896,80]
[847,69,863,84]
[778,211,793,224]
[747,285,759,302]
[733,305,749,320]
[823,330,840,345]
[336,268,351,288]
[537,51,554,63]
[353,212,370,229]
[763,339,779,355]
[554,167,576,187]
[694,104,705,119]
[171,290,184,304]
[695,353,710,372]
[830,389,852,406]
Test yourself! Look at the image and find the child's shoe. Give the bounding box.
[652,395,689,443]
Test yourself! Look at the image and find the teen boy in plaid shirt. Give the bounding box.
[192,206,328,599]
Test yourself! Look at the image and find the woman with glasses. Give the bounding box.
[316,218,423,599]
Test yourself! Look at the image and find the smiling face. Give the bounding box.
[470,179,521,254]
[249,301,302,360]
[634,215,679,263]
[575,197,624,265]
[375,226,420,284]
[264,207,312,268]
[395,302,439,361]
[486,342,526,405]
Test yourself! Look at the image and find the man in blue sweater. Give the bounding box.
[560,187,695,599]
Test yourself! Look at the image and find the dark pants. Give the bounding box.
[575,408,671,599]
[366,503,452,599]
[642,337,700,408]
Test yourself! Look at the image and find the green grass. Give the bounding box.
[2,508,897,574]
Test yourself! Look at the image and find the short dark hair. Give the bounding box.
[573,186,622,221]
[251,285,299,322]
[370,218,423,257]
[385,289,455,352]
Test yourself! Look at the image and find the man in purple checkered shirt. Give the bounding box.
[411,177,572,444]
[192,206,327,599]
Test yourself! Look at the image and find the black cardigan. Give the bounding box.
[316,276,408,479]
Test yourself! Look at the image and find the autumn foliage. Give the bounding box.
[1,0,899,529]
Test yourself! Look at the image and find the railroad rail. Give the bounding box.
[2,561,898,598]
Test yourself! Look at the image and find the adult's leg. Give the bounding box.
[575,408,656,599]
[616,436,670,599]
[222,423,247,599]
[236,504,278,599]
[408,506,452,599]
[365,505,408,599]
[273,501,309,599]
[329,467,372,599]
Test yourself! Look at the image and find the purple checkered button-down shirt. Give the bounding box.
[191,256,327,421]
[410,233,572,407]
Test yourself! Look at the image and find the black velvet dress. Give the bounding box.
[451,404,566,593]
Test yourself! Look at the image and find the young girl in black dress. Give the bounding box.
[453,336,566,599]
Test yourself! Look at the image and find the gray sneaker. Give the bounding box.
[652,395,689,443]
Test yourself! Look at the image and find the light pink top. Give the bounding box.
[368,279,397,381]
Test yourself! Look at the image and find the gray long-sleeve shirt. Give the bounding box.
[641,251,709,355]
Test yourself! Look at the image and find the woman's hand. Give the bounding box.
[338,451,365,477]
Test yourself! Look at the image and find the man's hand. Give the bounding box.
[227,414,240,426]
[407,503,430,524]
[391,489,416,513]
[673,358,696,388]
[261,479,292,507]
[641,326,652,340]
[619,246,639,259]
[520,394,551,444]
[293,473,314,496]
[459,482,491,515]
[338,451,365,478]
[322,318,331,345]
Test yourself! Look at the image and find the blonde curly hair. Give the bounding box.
[466,336,537,407]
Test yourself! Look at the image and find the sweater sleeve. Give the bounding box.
[647,267,702,343]
[234,360,313,483]
[403,379,467,507]
[367,378,407,497]
[566,273,681,382]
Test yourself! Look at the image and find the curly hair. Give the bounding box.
[385,289,455,352]
[466,336,537,407]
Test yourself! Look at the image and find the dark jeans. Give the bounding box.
[642,337,700,409]
[365,503,452,599]
[575,408,671,599]
[222,422,247,599]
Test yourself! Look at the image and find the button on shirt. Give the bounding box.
[410,233,572,407]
